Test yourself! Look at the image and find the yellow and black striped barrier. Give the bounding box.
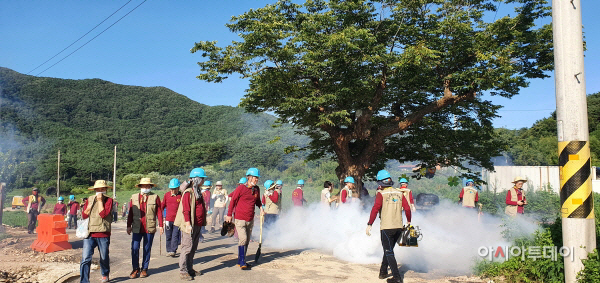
[559,141,595,219]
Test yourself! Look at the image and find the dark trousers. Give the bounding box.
[380,228,403,278]
[165,221,181,253]
[27,211,39,233]
[112,212,118,222]
[263,214,279,230]
[131,232,155,271]
[68,214,77,229]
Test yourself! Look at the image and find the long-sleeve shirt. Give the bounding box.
[459,188,479,205]
[341,189,349,203]
[53,203,67,215]
[368,191,412,226]
[292,188,305,206]
[127,194,164,233]
[228,184,262,222]
[506,189,526,214]
[182,191,206,226]
[212,188,229,208]
[162,191,182,222]
[262,190,279,206]
[82,196,113,238]
[68,201,80,215]
[22,195,46,212]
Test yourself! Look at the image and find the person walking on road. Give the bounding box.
[226,168,265,270]
[367,170,411,283]
[53,196,67,216]
[210,181,228,233]
[67,195,79,229]
[163,178,182,257]
[80,180,113,283]
[174,168,208,280]
[292,180,307,207]
[262,180,281,229]
[22,187,45,234]
[127,178,164,279]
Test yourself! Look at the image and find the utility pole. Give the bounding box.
[57,150,60,198]
[0,183,5,233]
[113,146,117,199]
[553,1,596,282]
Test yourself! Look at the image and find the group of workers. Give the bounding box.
[19,167,531,283]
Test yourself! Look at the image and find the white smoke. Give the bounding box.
[263,199,540,274]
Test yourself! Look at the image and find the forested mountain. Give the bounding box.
[0,67,307,188]
[497,92,600,167]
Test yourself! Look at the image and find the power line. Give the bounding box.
[27,0,134,75]
[36,0,147,76]
[498,109,554,112]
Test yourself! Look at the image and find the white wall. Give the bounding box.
[483,166,600,194]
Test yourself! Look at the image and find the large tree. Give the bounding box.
[192,0,552,188]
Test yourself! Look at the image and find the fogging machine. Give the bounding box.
[397,225,422,247]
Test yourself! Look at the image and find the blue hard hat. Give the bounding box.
[190,168,207,178]
[169,178,181,189]
[297,179,304,185]
[239,177,248,184]
[246,168,260,178]
[264,180,274,188]
[399,178,408,183]
[466,179,474,184]
[376,170,391,181]
[276,180,283,186]
[69,195,75,200]
[204,180,212,186]
[344,176,355,184]
[58,196,64,201]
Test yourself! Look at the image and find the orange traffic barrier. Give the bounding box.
[30,214,72,253]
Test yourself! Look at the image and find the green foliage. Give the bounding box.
[193,0,552,181]
[447,176,460,187]
[578,249,600,282]
[2,211,28,227]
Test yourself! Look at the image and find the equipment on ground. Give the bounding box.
[397,225,422,247]
[414,193,439,211]
[255,214,264,263]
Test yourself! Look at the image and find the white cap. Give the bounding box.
[215,181,223,186]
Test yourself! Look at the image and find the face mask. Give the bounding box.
[96,191,105,196]
[33,191,38,195]
[58,201,62,203]
[141,188,151,194]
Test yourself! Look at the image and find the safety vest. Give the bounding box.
[321,188,331,204]
[174,188,206,232]
[213,188,228,208]
[505,187,523,217]
[264,189,282,214]
[461,187,478,207]
[340,186,353,204]
[87,195,112,233]
[130,193,158,234]
[379,188,404,230]
[26,195,42,213]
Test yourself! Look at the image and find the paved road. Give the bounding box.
[64,221,371,283]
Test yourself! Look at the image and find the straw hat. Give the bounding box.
[511,176,527,184]
[89,180,110,190]
[136,178,155,188]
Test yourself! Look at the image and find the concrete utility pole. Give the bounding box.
[57,150,61,197]
[0,183,5,233]
[113,146,117,199]
[553,0,597,282]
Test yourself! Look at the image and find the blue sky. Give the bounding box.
[2,0,599,129]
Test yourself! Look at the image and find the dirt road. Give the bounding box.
[0,220,488,283]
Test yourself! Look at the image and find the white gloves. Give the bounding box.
[366,225,372,236]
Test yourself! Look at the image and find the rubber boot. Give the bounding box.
[239,246,249,270]
[236,246,242,266]
[244,245,252,268]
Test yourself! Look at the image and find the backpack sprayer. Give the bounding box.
[397,225,423,247]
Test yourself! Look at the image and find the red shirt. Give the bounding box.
[127,194,164,233]
[341,189,349,203]
[68,201,80,215]
[262,190,279,206]
[182,191,206,226]
[162,190,182,222]
[368,190,412,226]
[53,203,67,215]
[82,196,113,238]
[228,184,262,222]
[506,189,526,214]
[292,188,304,206]
[22,195,46,211]
[202,190,211,210]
